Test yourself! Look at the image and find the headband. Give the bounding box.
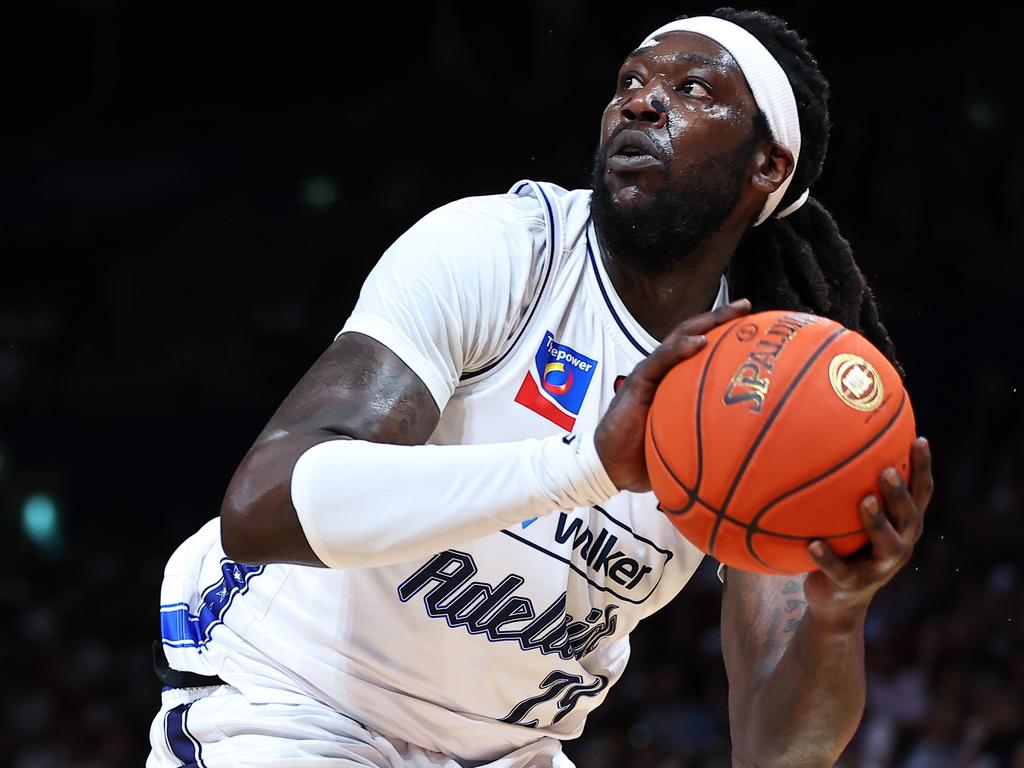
[639,16,809,226]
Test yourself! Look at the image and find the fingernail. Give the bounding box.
[883,468,901,488]
[920,436,930,455]
[809,541,826,558]
[862,496,879,514]
[729,298,749,307]
[693,335,708,346]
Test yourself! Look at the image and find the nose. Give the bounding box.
[621,83,668,129]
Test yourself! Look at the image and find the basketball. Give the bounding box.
[645,310,917,575]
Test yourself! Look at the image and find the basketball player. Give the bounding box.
[148,9,932,767]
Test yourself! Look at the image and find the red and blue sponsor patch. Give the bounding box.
[514,332,598,430]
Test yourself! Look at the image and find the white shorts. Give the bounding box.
[146,684,575,768]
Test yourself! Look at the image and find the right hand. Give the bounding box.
[594,298,752,492]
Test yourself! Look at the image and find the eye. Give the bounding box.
[677,79,711,99]
[621,73,643,90]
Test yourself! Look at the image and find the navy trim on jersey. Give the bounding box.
[459,181,557,381]
[501,504,672,605]
[585,230,653,357]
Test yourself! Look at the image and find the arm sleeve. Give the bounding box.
[292,431,618,569]
[338,196,545,410]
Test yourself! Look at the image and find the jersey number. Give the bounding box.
[500,670,609,728]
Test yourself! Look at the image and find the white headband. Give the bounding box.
[639,16,808,226]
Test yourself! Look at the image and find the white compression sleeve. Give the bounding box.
[290,431,619,569]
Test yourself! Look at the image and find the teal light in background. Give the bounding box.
[966,98,999,131]
[301,176,340,212]
[22,493,62,552]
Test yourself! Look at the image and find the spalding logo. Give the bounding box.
[722,313,821,413]
[829,353,884,411]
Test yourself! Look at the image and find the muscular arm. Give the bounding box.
[219,332,439,566]
[722,568,865,768]
[722,440,932,767]
[219,301,750,568]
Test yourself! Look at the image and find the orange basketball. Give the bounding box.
[644,310,916,575]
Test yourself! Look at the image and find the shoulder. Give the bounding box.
[390,179,591,297]
[413,179,584,249]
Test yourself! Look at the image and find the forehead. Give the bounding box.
[627,30,745,84]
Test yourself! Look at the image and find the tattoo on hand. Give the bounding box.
[782,580,802,595]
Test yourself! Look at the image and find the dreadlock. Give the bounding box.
[702,8,904,378]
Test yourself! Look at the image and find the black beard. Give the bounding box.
[589,137,756,273]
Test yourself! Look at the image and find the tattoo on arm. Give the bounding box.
[782,580,807,633]
[724,571,810,687]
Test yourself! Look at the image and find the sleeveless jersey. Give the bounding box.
[157,180,729,764]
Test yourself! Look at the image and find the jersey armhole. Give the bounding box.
[456,246,553,384]
[457,180,567,385]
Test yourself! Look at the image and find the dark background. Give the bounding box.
[2,2,1022,766]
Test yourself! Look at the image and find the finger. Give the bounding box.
[627,298,752,391]
[908,437,934,515]
[673,298,752,337]
[632,334,708,385]
[859,494,905,561]
[878,465,916,533]
[808,540,854,587]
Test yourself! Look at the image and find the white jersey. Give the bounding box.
[157,179,729,765]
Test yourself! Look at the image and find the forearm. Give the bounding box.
[734,606,866,768]
[223,429,617,569]
[293,431,616,568]
[725,437,933,767]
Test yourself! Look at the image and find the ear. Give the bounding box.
[750,140,795,195]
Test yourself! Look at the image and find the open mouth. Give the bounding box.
[607,130,663,171]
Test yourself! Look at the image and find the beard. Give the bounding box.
[589,135,757,273]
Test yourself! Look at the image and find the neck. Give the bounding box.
[594,221,743,341]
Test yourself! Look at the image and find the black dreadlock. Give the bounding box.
[703,8,904,378]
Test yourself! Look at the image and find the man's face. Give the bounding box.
[590,30,768,268]
[596,31,762,209]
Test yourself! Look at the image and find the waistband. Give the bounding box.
[152,640,226,689]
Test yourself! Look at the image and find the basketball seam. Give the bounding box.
[650,317,745,516]
[707,517,874,575]
[655,475,867,541]
[707,326,847,557]
[743,389,909,570]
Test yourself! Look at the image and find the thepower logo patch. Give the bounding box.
[514,332,598,430]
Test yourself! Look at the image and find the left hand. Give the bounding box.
[803,437,933,629]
